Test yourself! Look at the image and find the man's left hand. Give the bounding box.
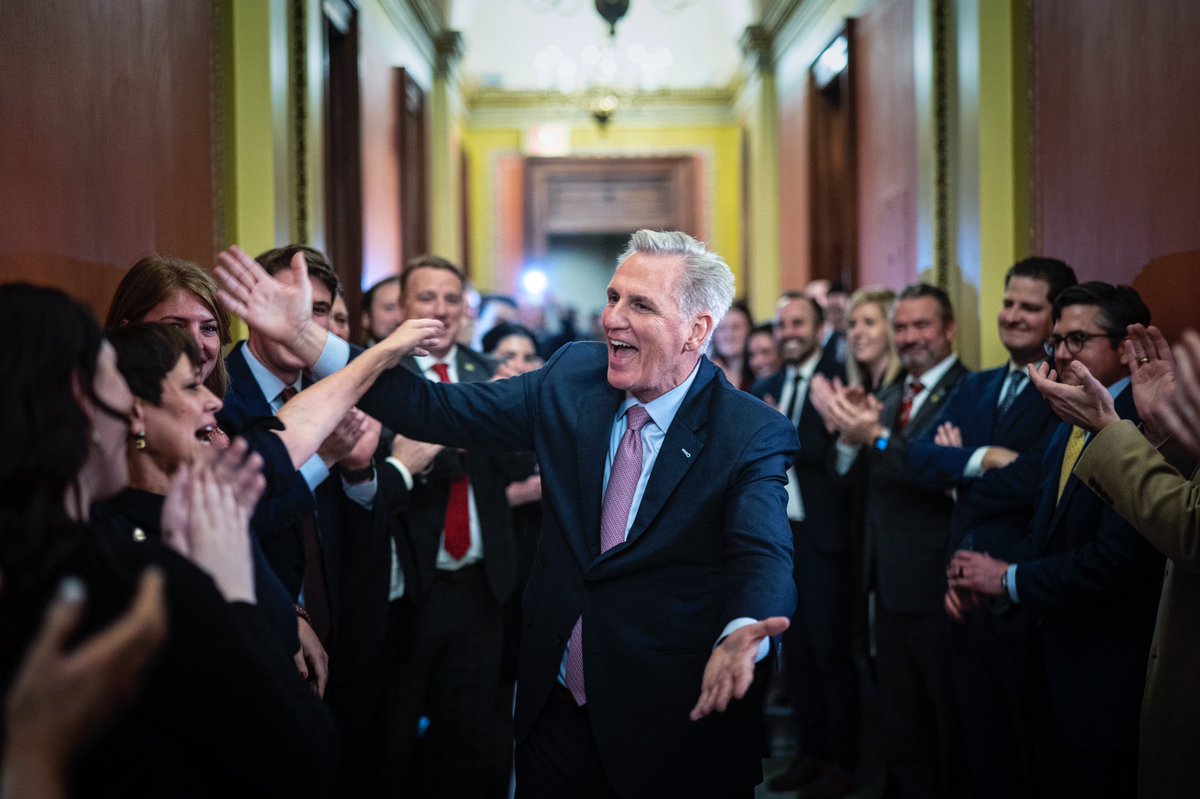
[947,550,1008,597]
[689,616,789,721]
[1027,360,1119,433]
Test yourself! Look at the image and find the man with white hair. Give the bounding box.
[217,229,798,798]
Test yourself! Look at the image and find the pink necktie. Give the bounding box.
[564,405,652,706]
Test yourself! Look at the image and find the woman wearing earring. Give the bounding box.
[0,284,337,797]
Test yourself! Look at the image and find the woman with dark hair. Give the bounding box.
[0,285,337,797]
[713,300,755,391]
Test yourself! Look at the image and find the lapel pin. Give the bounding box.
[681,448,692,459]
[464,362,476,372]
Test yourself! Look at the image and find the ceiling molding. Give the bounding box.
[463,85,741,129]
[376,0,449,70]
[759,0,841,62]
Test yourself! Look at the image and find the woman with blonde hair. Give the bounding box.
[844,287,902,393]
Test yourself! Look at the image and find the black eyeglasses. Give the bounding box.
[1042,331,1120,358]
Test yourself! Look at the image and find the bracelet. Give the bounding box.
[295,604,312,625]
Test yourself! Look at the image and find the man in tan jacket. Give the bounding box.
[1031,323,1199,799]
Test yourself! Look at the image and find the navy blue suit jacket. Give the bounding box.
[906,365,1061,558]
[355,342,798,798]
[958,385,1163,749]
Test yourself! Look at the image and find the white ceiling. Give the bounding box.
[449,0,756,92]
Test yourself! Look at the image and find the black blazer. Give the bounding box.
[751,348,848,554]
[354,343,798,798]
[863,359,971,614]
[394,347,519,607]
[961,385,1164,749]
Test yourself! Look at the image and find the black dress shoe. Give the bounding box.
[796,764,855,799]
[766,757,827,792]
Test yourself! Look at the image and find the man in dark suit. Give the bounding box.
[217,229,797,798]
[753,294,857,798]
[821,284,970,798]
[904,257,1076,799]
[382,255,521,798]
[217,245,392,795]
[948,282,1164,798]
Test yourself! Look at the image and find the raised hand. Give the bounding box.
[1160,330,1200,456]
[198,437,267,516]
[825,387,884,446]
[1027,359,1118,433]
[376,318,447,363]
[690,616,789,721]
[215,246,313,347]
[182,465,256,603]
[1124,324,1176,444]
[2,569,167,796]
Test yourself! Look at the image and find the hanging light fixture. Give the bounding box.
[594,0,630,37]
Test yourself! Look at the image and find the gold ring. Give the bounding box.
[1138,356,1151,365]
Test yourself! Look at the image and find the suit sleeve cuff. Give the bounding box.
[718,617,770,663]
[342,473,377,510]
[310,334,351,380]
[1006,563,1020,603]
[834,441,861,476]
[386,456,415,490]
[964,447,988,478]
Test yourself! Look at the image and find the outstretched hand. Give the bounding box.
[1027,359,1118,433]
[690,616,789,721]
[376,317,447,362]
[215,246,313,346]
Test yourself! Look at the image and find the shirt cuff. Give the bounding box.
[719,617,770,663]
[342,473,377,510]
[1005,563,1020,604]
[834,441,861,476]
[300,454,330,492]
[386,456,415,490]
[310,333,351,380]
[964,447,988,479]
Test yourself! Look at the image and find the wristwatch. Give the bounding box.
[873,428,891,452]
[342,463,376,484]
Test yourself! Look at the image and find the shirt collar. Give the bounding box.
[910,353,958,391]
[1107,375,1131,399]
[414,345,460,375]
[242,344,298,403]
[617,358,702,435]
[786,349,823,382]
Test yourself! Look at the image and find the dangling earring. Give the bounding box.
[132,430,146,450]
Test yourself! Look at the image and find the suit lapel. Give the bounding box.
[595,363,715,564]
[903,362,966,438]
[575,383,624,563]
[225,343,274,416]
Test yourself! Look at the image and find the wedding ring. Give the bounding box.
[1138,356,1151,365]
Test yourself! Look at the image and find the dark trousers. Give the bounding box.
[515,690,755,799]
[949,609,1037,799]
[875,601,961,799]
[389,564,504,798]
[785,520,859,768]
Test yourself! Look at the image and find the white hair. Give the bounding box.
[617,230,735,349]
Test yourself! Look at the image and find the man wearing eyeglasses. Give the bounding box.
[903,258,1074,799]
[945,281,1164,798]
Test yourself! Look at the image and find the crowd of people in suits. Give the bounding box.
[1,235,1198,799]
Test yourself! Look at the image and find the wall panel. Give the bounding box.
[0,0,217,320]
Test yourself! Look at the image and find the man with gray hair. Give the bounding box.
[217,228,799,798]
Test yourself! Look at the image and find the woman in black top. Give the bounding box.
[0,285,337,797]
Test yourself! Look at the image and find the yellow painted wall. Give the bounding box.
[461,124,744,296]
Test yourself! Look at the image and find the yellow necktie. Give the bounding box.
[1057,425,1087,502]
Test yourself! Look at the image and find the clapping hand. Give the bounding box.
[1159,330,1200,456]
[1027,360,1119,433]
[1124,324,1176,445]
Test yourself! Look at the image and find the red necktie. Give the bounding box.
[431,362,471,560]
[280,386,332,644]
[895,379,925,432]
[564,405,652,705]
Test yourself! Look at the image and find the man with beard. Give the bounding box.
[753,293,857,798]
[820,284,970,797]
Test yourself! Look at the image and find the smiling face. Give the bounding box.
[602,253,710,402]
[747,329,780,380]
[775,297,819,366]
[364,279,403,342]
[137,354,223,472]
[998,276,1053,364]
[491,333,541,376]
[893,296,956,377]
[1052,304,1125,387]
[141,289,221,383]
[848,301,890,371]
[402,267,464,359]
